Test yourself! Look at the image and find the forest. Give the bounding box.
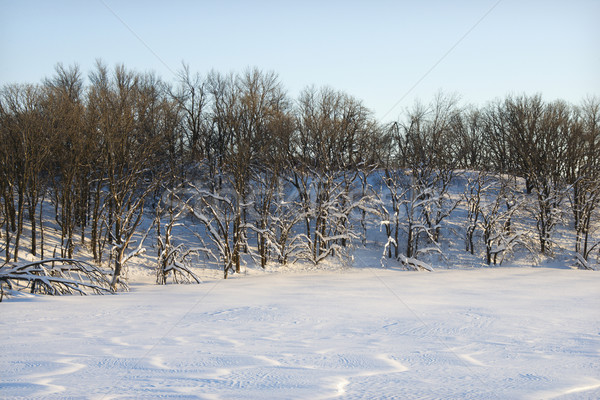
[1,62,599,294]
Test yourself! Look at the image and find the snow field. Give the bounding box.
[2,267,600,399]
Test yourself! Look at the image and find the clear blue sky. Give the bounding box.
[1,0,598,123]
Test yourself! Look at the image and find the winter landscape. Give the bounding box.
[2,1,599,398]
[1,57,600,400]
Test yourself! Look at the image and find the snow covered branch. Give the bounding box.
[0,259,116,299]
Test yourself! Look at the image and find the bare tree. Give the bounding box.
[268,179,305,265]
[43,63,86,259]
[357,163,385,245]
[86,63,168,289]
[292,86,379,264]
[451,107,486,170]
[403,94,462,243]
[463,171,486,254]
[155,187,201,284]
[251,167,280,268]
[204,68,290,272]
[567,171,600,269]
[478,176,529,265]
[187,182,245,279]
[173,63,209,170]
[0,83,49,261]
[565,97,600,268]
[504,95,570,254]
[381,168,407,259]
[480,99,517,174]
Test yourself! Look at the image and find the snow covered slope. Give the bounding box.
[2,267,599,399]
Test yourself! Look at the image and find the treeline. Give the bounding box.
[1,62,599,285]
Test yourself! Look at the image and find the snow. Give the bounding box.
[2,267,600,399]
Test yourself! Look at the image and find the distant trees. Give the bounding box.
[86,63,179,289]
[0,83,48,262]
[380,94,462,269]
[375,92,600,269]
[465,173,528,265]
[566,97,600,268]
[1,60,599,292]
[184,80,381,272]
[44,64,86,260]
[1,62,182,288]
[173,64,209,170]
[476,95,600,264]
[292,86,380,265]
[501,95,568,254]
[190,68,293,275]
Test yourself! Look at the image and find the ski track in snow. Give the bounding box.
[1,268,600,399]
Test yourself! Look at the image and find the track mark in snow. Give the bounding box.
[377,353,410,373]
[335,377,350,396]
[25,357,86,396]
[519,373,548,382]
[458,352,487,367]
[358,354,410,377]
[533,377,600,399]
[316,348,336,354]
[381,321,399,329]
[149,356,169,370]
[30,379,65,396]
[173,336,190,345]
[110,336,132,347]
[221,337,243,347]
[196,394,224,400]
[326,354,409,399]
[448,346,488,367]
[254,355,281,366]
[206,368,232,380]
[28,357,86,378]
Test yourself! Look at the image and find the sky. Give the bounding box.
[1,0,598,123]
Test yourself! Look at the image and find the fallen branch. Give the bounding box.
[397,254,434,272]
[0,259,117,300]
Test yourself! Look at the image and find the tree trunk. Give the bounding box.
[4,215,10,262]
[111,246,125,291]
[13,188,25,262]
[39,196,45,259]
[406,222,413,258]
[30,202,36,256]
[234,214,241,274]
[484,229,491,265]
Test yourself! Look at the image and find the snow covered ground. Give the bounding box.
[2,266,599,399]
